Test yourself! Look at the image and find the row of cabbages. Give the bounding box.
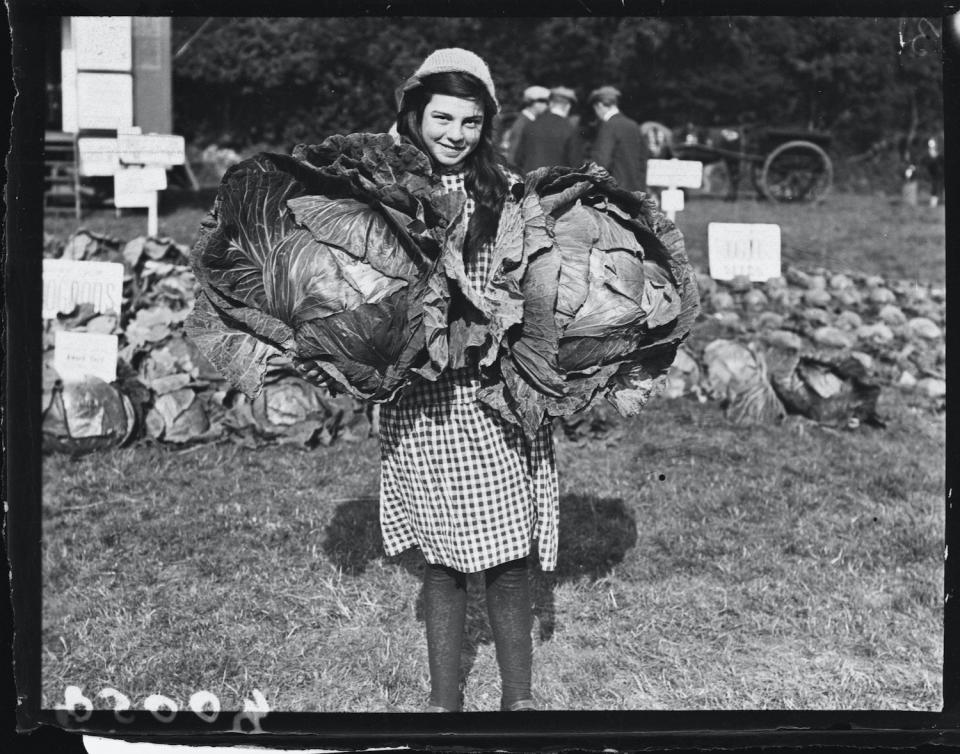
[657,264,945,429]
[42,232,374,453]
[185,133,700,438]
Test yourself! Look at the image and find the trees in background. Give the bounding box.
[171,16,942,157]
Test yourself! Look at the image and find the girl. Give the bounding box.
[379,48,559,712]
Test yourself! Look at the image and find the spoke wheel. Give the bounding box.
[760,140,833,202]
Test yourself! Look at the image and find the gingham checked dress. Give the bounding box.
[379,172,559,573]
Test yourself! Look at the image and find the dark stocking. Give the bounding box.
[484,557,533,710]
[422,562,467,711]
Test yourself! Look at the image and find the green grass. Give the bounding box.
[676,193,947,286]
[40,191,945,712]
[41,393,943,712]
[43,189,947,288]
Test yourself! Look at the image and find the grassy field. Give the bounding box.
[46,187,947,286]
[40,189,945,713]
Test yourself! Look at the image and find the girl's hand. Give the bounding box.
[295,359,324,383]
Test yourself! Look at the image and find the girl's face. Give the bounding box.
[419,93,484,168]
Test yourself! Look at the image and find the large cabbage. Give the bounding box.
[185,134,465,401]
[478,164,700,434]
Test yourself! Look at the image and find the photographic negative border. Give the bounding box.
[6,0,959,749]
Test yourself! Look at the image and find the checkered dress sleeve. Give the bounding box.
[378,170,559,573]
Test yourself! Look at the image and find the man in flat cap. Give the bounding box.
[514,86,582,173]
[588,85,649,191]
[499,85,551,169]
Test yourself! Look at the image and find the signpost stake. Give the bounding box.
[147,191,158,237]
[664,186,677,222]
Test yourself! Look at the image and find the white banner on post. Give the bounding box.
[42,260,125,319]
[53,331,119,384]
[72,16,133,71]
[60,49,78,133]
[76,72,134,130]
[646,159,704,189]
[708,223,782,281]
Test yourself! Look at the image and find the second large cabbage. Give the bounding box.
[478,164,701,434]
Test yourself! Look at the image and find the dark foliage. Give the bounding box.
[172,16,942,158]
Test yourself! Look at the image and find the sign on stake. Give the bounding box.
[646,158,703,221]
[42,260,125,319]
[707,223,782,281]
[53,330,119,384]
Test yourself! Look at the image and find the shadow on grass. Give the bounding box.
[322,492,637,698]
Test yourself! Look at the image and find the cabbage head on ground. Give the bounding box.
[185,134,462,402]
[479,164,701,435]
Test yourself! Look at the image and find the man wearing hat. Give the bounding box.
[498,85,551,168]
[514,86,582,174]
[588,85,649,192]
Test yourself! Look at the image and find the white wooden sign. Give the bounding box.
[76,72,134,130]
[78,137,121,177]
[118,134,186,166]
[72,16,133,71]
[708,223,782,281]
[43,260,125,319]
[646,159,704,189]
[115,165,167,195]
[53,331,119,384]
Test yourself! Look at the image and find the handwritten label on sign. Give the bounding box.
[53,331,118,383]
[646,159,703,189]
[78,138,121,177]
[43,260,125,319]
[118,134,185,166]
[708,223,782,282]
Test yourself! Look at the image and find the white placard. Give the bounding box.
[76,72,133,130]
[117,134,186,166]
[72,16,133,71]
[115,165,167,194]
[61,48,78,133]
[43,260,125,319]
[646,159,704,189]
[78,137,121,176]
[660,188,685,212]
[708,223,782,281]
[54,331,118,384]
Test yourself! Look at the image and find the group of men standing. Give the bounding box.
[499,84,650,192]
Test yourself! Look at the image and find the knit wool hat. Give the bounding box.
[396,47,499,113]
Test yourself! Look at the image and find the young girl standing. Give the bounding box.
[378,48,559,712]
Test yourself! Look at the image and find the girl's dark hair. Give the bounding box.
[397,71,508,254]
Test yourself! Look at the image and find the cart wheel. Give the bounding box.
[759,140,833,202]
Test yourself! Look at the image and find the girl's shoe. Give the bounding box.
[504,699,537,711]
[424,704,456,713]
